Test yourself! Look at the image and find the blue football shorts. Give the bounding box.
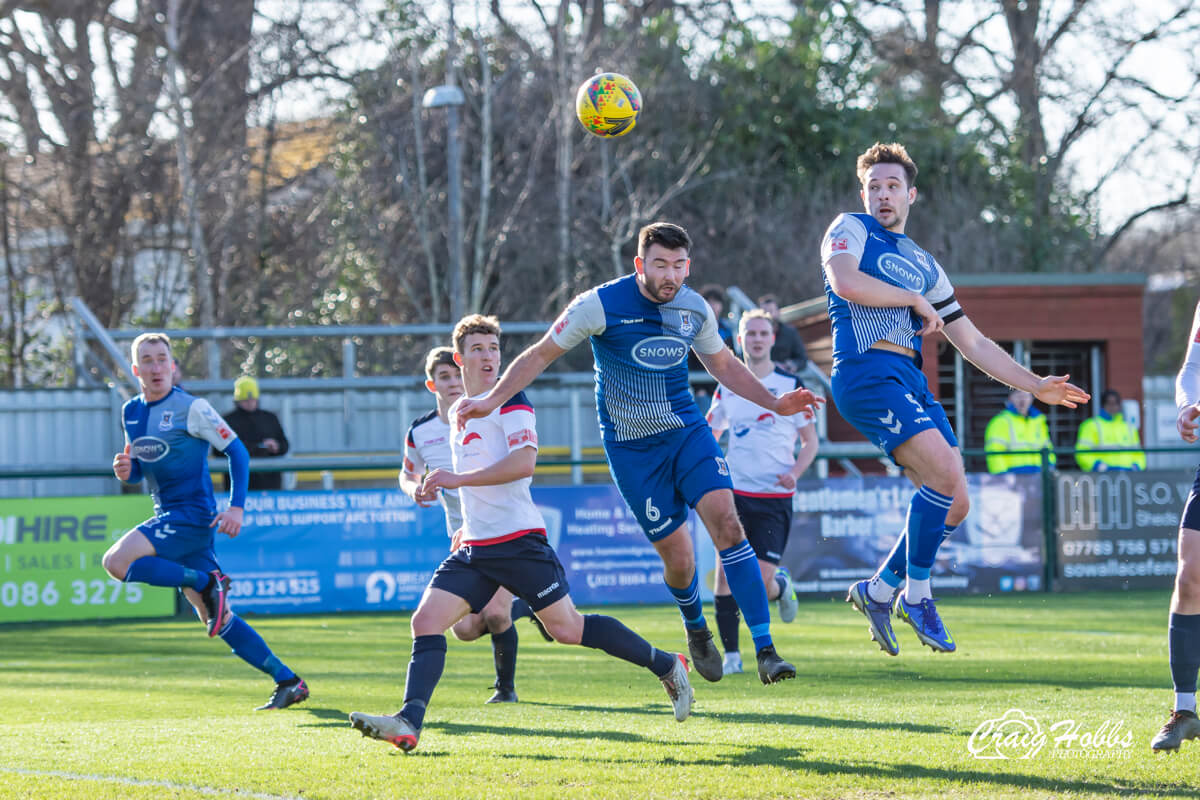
[831,349,957,461]
[136,516,221,574]
[430,532,570,613]
[604,422,734,542]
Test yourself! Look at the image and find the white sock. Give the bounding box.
[905,577,932,603]
[867,575,899,604]
[1177,692,1197,713]
[723,651,742,667]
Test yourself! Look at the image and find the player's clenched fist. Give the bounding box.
[422,468,464,494]
[1178,404,1200,444]
[113,443,132,480]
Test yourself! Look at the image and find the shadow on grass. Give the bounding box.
[430,719,659,744]
[497,741,1192,796]
[518,700,952,733]
[297,706,355,728]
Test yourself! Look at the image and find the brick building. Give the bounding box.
[785,273,1146,473]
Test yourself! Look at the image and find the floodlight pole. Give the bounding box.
[421,0,466,324]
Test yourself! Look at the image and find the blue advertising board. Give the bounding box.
[217,473,1046,615]
[219,485,684,614]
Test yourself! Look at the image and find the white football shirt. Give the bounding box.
[404,409,462,536]
[706,368,813,497]
[448,390,545,545]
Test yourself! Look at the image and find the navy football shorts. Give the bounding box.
[430,532,570,613]
[733,493,793,566]
[1181,465,1200,532]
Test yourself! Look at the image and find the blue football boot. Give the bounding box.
[894,594,956,653]
[845,580,899,656]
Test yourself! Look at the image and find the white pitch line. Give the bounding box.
[0,766,303,800]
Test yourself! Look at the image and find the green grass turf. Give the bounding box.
[0,591,1197,799]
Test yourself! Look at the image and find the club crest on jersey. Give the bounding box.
[158,411,173,431]
[679,314,694,337]
[630,336,688,369]
[876,254,925,291]
[462,432,482,445]
[130,436,170,462]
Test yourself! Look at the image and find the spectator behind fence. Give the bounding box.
[757,293,808,373]
[223,376,289,491]
[984,389,1055,474]
[699,284,735,349]
[1075,389,1146,471]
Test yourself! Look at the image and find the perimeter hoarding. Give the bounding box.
[218,485,670,614]
[781,473,1045,596]
[0,496,175,622]
[1055,470,1184,591]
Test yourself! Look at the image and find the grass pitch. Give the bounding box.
[1,591,1197,799]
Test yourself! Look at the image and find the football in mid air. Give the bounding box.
[575,72,642,138]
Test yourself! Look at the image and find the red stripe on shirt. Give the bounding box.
[733,489,793,499]
[464,528,546,547]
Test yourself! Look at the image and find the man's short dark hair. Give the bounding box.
[699,284,725,304]
[1101,389,1122,406]
[637,222,691,258]
[424,346,458,381]
[856,142,918,187]
[757,293,779,307]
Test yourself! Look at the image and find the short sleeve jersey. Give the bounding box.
[121,387,238,524]
[550,273,726,442]
[448,390,545,545]
[1177,299,1200,411]
[706,368,813,497]
[403,410,462,536]
[820,212,964,361]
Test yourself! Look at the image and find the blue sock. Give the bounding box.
[580,614,676,677]
[400,634,447,730]
[125,556,208,591]
[218,615,296,682]
[666,570,706,630]
[720,540,772,651]
[883,524,958,582]
[714,593,740,654]
[491,625,518,691]
[1170,613,1200,694]
[905,486,954,579]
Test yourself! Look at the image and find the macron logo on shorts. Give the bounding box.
[536,581,561,599]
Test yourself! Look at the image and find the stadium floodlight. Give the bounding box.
[422,85,465,109]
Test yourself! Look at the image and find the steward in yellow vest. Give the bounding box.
[1075,389,1146,471]
[985,390,1055,474]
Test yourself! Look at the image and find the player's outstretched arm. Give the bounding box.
[943,316,1090,408]
[697,347,824,417]
[456,334,567,428]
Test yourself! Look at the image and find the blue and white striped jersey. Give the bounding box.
[550,273,725,442]
[121,387,239,525]
[820,212,963,363]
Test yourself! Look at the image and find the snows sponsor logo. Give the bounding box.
[630,336,688,369]
[876,253,924,291]
[130,436,170,462]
